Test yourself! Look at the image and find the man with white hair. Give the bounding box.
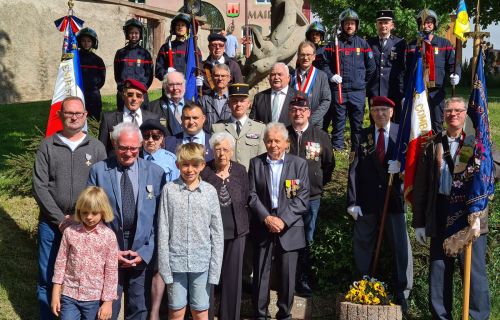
[250,62,298,126]
[147,71,187,136]
[248,122,309,319]
[88,122,166,320]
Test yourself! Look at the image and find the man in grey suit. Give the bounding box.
[88,122,166,319]
[250,62,298,126]
[248,122,310,320]
[99,79,160,155]
[290,41,331,128]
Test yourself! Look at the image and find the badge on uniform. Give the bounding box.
[455,135,475,173]
[146,185,154,200]
[305,141,321,161]
[160,118,167,127]
[285,179,300,198]
[356,47,361,56]
[246,133,260,139]
[136,59,142,67]
[434,47,439,55]
[390,48,397,60]
[85,153,92,166]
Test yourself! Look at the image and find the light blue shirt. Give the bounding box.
[267,154,285,209]
[115,160,138,201]
[183,130,205,145]
[166,98,185,116]
[225,34,238,58]
[143,149,179,182]
[439,135,460,195]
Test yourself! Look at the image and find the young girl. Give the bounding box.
[157,143,223,320]
[51,186,118,320]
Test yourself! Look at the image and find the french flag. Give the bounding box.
[46,15,85,137]
[395,49,433,204]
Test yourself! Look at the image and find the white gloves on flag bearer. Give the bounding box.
[387,160,401,174]
[330,74,343,84]
[415,219,480,245]
[450,73,460,86]
[167,67,176,74]
[347,206,363,221]
[196,75,204,86]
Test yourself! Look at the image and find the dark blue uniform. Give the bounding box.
[406,35,459,132]
[367,35,406,123]
[114,44,153,111]
[155,39,203,81]
[79,49,106,120]
[319,34,376,150]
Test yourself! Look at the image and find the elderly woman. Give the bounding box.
[201,131,249,320]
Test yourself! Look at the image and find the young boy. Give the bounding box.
[114,18,153,111]
[157,143,223,320]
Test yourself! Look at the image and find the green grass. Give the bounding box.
[0,86,498,319]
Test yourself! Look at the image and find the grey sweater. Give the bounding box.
[33,134,107,226]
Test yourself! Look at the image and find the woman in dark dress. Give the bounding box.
[201,132,249,320]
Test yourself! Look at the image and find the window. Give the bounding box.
[136,16,156,54]
[256,0,271,4]
[129,0,145,3]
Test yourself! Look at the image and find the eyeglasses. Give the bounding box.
[213,74,229,78]
[444,108,466,114]
[210,43,225,48]
[116,145,140,152]
[63,112,86,119]
[299,53,314,58]
[214,147,232,154]
[167,82,183,88]
[288,107,309,113]
[143,134,163,141]
[125,92,144,99]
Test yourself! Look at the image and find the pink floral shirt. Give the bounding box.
[52,222,119,301]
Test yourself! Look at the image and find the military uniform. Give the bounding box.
[155,39,203,81]
[80,50,106,120]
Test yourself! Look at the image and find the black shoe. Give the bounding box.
[295,280,313,298]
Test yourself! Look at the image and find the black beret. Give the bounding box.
[208,33,226,43]
[139,119,167,136]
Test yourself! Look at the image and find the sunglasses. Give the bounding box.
[143,134,163,141]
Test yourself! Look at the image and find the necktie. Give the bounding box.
[272,91,281,122]
[146,155,153,161]
[296,131,303,147]
[376,128,385,163]
[130,112,137,125]
[380,38,387,49]
[236,120,241,136]
[174,103,182,124]
[120,168,136,232]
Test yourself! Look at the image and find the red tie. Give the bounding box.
[376,128,385,163]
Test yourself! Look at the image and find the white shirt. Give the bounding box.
[271,86,289,122]
[57,133,86,152]
[123,108,143,126]
[231,114,248,132]
[267,153,285,209]
[374,122,390,153]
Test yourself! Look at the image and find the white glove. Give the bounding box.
[471,217,480,236]
[387,160,401,174]
[450,73,460,86]
[415,228,427,245]
[330,74,343,84]
[196,75,204,86]
[167,67,176,73]
[347,206,363,221]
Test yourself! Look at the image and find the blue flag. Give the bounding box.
[443,48,495,256]
[184,23,198,102]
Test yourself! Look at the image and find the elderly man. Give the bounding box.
[147,71,187,136]
[212,83,266,171]
[202,33,243,95]
[347,96,412,313]
[33,96,107,319]
[286,96,334,297]
[367,10,406,123]
[200,64,232,131]
[250,62,298,126]
[99,79,160,155]
[412,97,499,320]
[164,102,214,162]
[248,122,310,320]
[88,122,166,320]
[290,41,331,128]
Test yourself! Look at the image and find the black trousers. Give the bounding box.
[428,88,446,133]
[252,240,299,320]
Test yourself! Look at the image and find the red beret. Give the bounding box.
[370,96,395,108]
[123,79,147,94]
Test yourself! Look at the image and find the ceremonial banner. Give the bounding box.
[443,48,495,256]
[184,22,198,102]
[454,0,471,42]
[46,15,85,137]
[395,50,432,203]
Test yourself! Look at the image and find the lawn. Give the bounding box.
[0,86,498,319]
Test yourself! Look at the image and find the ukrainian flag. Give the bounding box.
[454,0,470,42]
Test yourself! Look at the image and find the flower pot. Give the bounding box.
[336,295,402,320]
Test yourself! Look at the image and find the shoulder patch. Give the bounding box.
[368,51,373,59]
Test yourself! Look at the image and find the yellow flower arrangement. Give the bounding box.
[344,276,394,306]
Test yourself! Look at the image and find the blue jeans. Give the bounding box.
[60,295,100,320]
[37,220,62,320]
[303,198,321,244]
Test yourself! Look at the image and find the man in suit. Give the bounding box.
[88,122,166,319]
[248,122,310,320]
[347,96,412,313]
[290,41,331,128]
[212,83,266,171]
[145,71,186,136]
[164,102,214,162]
[250,62,298,126]
[99,79,160,155]
[367,10,406,123]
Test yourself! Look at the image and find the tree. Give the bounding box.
[309,0,500,41]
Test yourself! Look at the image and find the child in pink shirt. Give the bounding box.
[51,186,119,320]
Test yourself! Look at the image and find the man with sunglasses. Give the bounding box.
[99,79,160,155]
[89,121,166,320]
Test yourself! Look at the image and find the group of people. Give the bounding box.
[32,6,499,320]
